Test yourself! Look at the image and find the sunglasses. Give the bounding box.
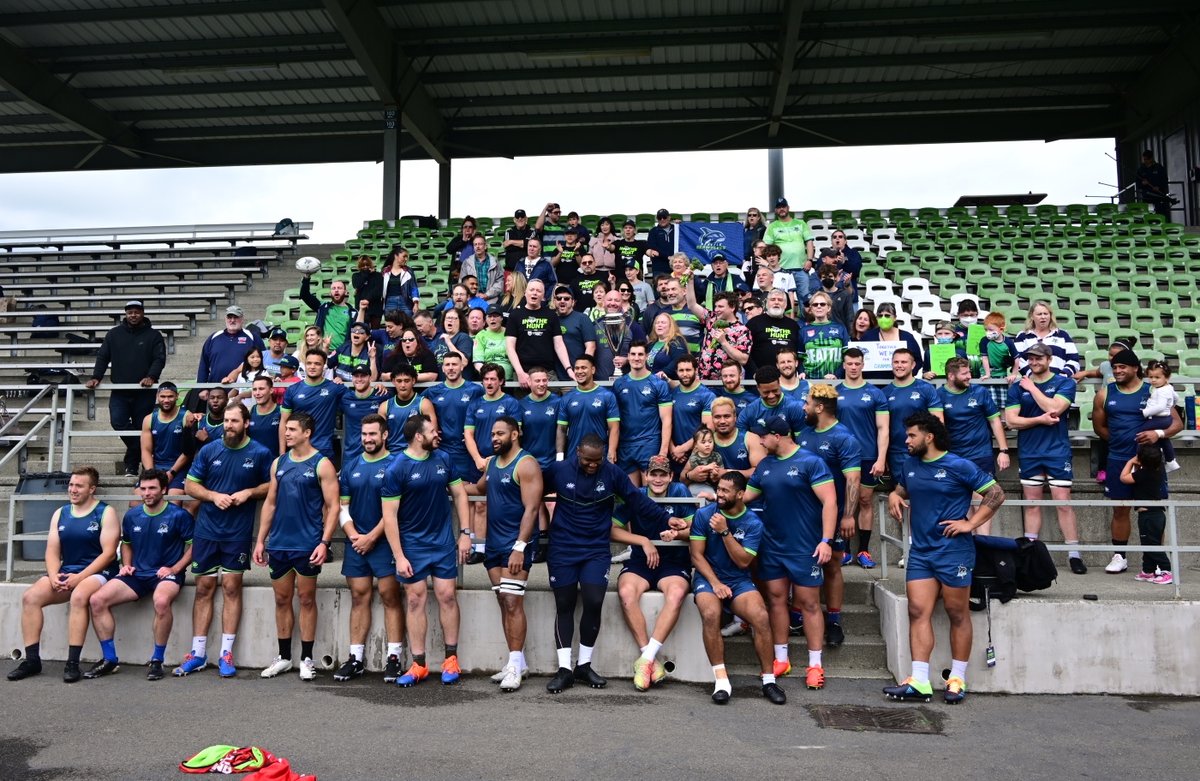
[810,302,829,307]
[400,337,416,343]
[554,295,573,301]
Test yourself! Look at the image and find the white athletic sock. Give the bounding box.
[387,642,403,658]
[1024,532,1038,540]
[350,644,365,660]
[556,647,572,670]
[1066,540,1081,559]
[220,634,235,656]
[911,660,930,684]
[774,644,788,663]
[508,650,523,669]
[192,636,207,657]
[641,638,663,662]
[578,644,594,665]
[808,649,822,668]
[473,542,485,553]
[515,650,527,671]
[713,677,732,695]
[950,659,968,682]
[712,663,728,679]
[762,673,776,685]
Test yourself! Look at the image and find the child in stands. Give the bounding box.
[1143,360,1181,472]
[683,426,724,499]
[1120,444,1173,585]
[979,312,1018,411]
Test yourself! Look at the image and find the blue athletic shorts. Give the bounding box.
[620,558,691,590]
[617,449,654,477]
[168,470,186,491]
[692,572,757,600]
[448,451,481,484]
[757,554,824,588]
[60,563,116,580]
[190,537,252,575]
[905,549,974,587]
[341,541,395,579]
[546,548,611,588]
[116,572,184,598]
[1103,456,1136,500]
[484,541,535,573]
[860,459,879,488]
[397,545,458,584]
[267,550,322,580]
[970,454,997,478]
[1018,457,1073,484]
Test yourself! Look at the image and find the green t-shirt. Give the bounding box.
[324,306,351,348]
[473,329,513,379]
[763,217,814,270]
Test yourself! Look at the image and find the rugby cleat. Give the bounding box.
[173,652,207,677]
[7,659,41,681]
[841,551,853,566]
[298,657,316,681]
[883,677,933,702]
[762,682,787,705]
[805,665,825,690]
[574,663,607,689]
[396,661,428,687]
[333,654,364,681]
[720,620,748,637]
[772,658,791,678]
[632,658,653,692]
[83,659,120,679]
[383,654,403,683]
[440,655,461,685]
[62,660,81,683]
[651,659,668,686]
[856,551,877,569]
[498,664,523,692]
[546,667,574,693]
[147,659,165,681]
[218,651,237,678]
[260,656,293,679]
[825,620,845,648]
[944,676,968,704]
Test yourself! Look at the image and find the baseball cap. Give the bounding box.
[710,252,727,262]
[656,208,670,219]
[755,415,791,437]
[225,305,245,318]
[623,218,637,228]
[350,363,372,376]
[124,300,144,311]
[818,247,839,259]
[647,455,671,474]
[349,322,369,334]
[279,355,299,369]
[774,197,789,208]
[267,327,287,340]
[514,208,527,218]
[1110,348,1140,368]
[565,226,579,235]
[1024,343,1052,357]
[486,305,503,317]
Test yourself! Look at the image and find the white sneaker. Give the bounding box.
[1104,553,1128,574]
[611,546,632,564]
[1166,459,1181,473]
[491,665,528,683]
[720,620,748,637]
[499,663,523,692]
[897,556,906,568]
[260,656,293,678]
[299,657,316,681]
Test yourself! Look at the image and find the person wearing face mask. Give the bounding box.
[952,299,983,377]
[816,264,854,330]
[921,322,968,381]
[860,303,923,381]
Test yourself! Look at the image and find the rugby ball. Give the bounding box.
[295,256,322,276]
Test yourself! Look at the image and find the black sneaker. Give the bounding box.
[762,682,787,705]
[333,655,364,681]
[711,687,731,705]
[826,621,845,648]
[146,660,164,681]
[383,654,402,683]
[546,667,574,693]
[62,661,81,683]
[84,659,120,679]
[123,464,138,477]
[573,663,607,689]
[7,659,41,681]
[1069,557,1088,575]
[788,617,804,636]
[465,551,486,566]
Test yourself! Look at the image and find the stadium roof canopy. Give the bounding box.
[0,0,1197,173]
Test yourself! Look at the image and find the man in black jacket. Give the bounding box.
[86,300,167,476]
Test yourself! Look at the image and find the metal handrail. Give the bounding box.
[0,384,53,439]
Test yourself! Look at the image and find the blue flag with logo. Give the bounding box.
[677,222,744,267]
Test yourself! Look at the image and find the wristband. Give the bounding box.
[320,539,332,548]
[1156,429,1166,440]
[999,449,1009,454]
[821,538,832,545]
[556,452,565,461]
[512,540,528,553]
[339,506,352,524]
[460,528,472,536]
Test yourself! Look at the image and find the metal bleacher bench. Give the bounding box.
[8,277,249,299]
[15,288,237,318]
[0,247,289,265]
[2,307,209,335]
[0,222,311,252]
[0,324,186,353]
[0,265,266,287]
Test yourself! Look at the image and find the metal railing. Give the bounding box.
[877,496,1200,599]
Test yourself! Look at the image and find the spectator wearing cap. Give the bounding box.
[261,327,290,376]
[826,229,863,302]
[693,252,748,311]
[459,236,503,305]
[612,219,651,274]
[514,237,558,289]
[273,354,301,404]
[565,211,591,244]
[646,209,676,278]
[1012,300,1080,378]
[589,216,618,272]
[330,321,377,383]
[197,305,264,385]
[473,306,514,380]
[351,252,384,328]
[535,202,566,249]
[763,197,815,305]
[502,209,536,273]
[85,300,168,476]
[551,226,587,286]
[446,216,478,264]
[553,284,597,371]
[299,273,357,349]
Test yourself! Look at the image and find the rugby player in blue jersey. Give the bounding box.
[280,348,349,463]
[140,382,190,507]
[255,411,341,681]
[463,416,544,692]
[938,356,1010,534]
[333,414,404,683]
[463,363,520,563]
[835,348,888,567]
[884,412,1005,705]
[376,363,436,453]
[556,354,620,463]
[85,469,193,681]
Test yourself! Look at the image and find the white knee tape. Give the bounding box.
[493,578,527,596]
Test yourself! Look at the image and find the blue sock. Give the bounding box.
[99,638,117,662]
[152,644,167,662]
[827,610,841,624]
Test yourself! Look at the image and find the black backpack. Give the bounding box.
[1014,536,1057,591]
[969,544,1017,611]
[273,218,298,237]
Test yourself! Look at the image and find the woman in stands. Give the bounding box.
[221,346,266,386]
[1012,300,1081,378]
[646,312,690,381]
[744,239,768,279]
[625,265,655,313]
[585,282,609,321]
[380,248,421,318]
[742,208,766,264]
[352,254,384,328]
[293,325,333,380]
[498,272,527,319]
[860,302,923,381]
[387,327,439,383]
[848,308,878,342]
[589,216,617,272]
[435,307,474,374]
[616,281,643,323]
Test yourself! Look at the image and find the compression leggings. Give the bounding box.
[552,583,606,650]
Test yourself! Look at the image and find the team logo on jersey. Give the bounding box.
[303,469,316,478]
[786,468,799,477]
[810,565,821,578]
[737,449,748,460]
[375,469,386,480]
[297,393,307,399]
[909,392,921,401]
[436,466,446,475]
[806,329,816,338]
[157,523,170,535]
[86,521,100,532]
[640,387,651,396]
[732,528,745,541]
[133,525,142,533]
[591,399,602,408]
[861,393,872,403]
[319,389,330,397]
[565,482,576,490]
[238,552,248,564]
[687,400,698,407]
[500,475,512,484]
[956,565,969,579]
[352,471,362,478]
[58,525,66,532]
[907,471,915,478]
[967,398,978,408]
[934,469,947,480]
[546,407,554,415]
[819,441,831,452]
[242,458,255,469]
[212,459,223,466]
[799,439,809,447]
[596,482,606,493]
[460,394,471,403]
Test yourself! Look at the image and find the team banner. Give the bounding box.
[677,222,745,267]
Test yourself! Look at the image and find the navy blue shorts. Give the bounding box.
[547,548,611,588]
[115,573,184,599]
[448,451,481,484]
[757,553,824,588]
[970,454,997,478]
[617,449,654,476]
[397,545,458,584]
[190,537,252,575]
[860,459,879,488]
[693,572,757,600]
[1018,457,1073,485]
[168,470,186,491]
[1103,456,1136,500]
[620,558,691,590]
[267,550,322,580]
[341,541,395,580]
[59,563,116,581]
[484,541,535,573]
[905,549,974,587]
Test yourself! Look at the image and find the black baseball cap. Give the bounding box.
[775,197,789,208]
[486,305,503,317]
[656,208,670,219]
[350,363,371,376]
[711,252,727,263]
[279,355,299,369]
[818,248,839,259]
[514,208,527,218]
[350,322,369,335]
[268,327,288,340]
[623,218,637,228]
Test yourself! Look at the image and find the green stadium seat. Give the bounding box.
[1176,349,1200,375]
[988,292,1021,312]
[962,263,993,286]
[1108,291,1139,315]
[951,251,981,268]
[1151,327,1187,358]
[1144,260,1174,277]
[1057,249,1085,267]
[1073,329,1098,353]
[1169,277,1198,298]
[1013,278,1047,303]
[264,303,292,324]
[935,277,969,298]
[1091,278,1120,298]
[999,264,1027,285]
[1172,307,1200,330]
[973,238,1001,253]
[1139,349,1166,363]
[983,249,1016,265]
[1065,291,1100,311]
[691,212,711,222]
[1148,291,1181,312]
[976,278,1006,300]
[1053,277,1083,298]
[278,318,309,344]
[1083,307,1119,336]
[1128,309,1162,336]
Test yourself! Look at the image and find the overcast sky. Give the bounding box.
[0,138,1117,244]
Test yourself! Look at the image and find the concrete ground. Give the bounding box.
[1,666,1196,781]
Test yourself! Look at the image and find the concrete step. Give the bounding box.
[722,630,889,675]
